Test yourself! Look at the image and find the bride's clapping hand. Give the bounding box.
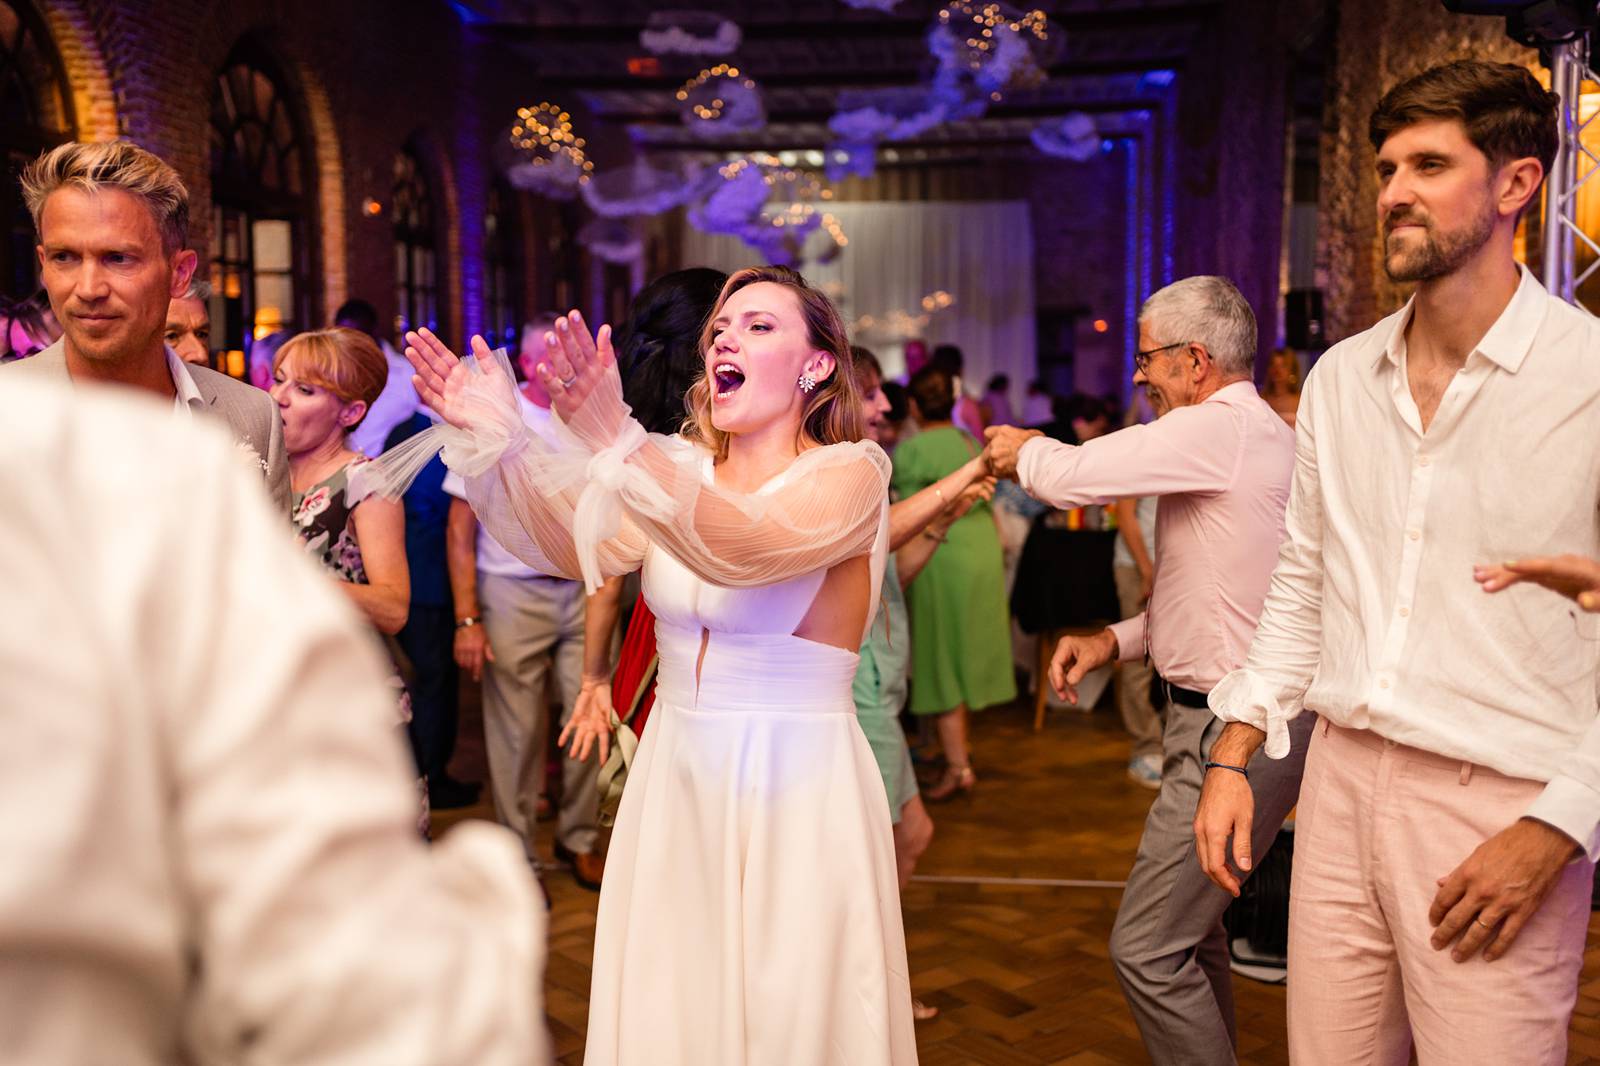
[404,328,506,431]
[534,309,626,442]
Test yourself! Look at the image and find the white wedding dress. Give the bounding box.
[382,351,917,1065]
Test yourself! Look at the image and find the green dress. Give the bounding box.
[852,556,918,822]
[890,426,1017,715]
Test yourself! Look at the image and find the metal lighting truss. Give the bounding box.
[1542,33,1600,302]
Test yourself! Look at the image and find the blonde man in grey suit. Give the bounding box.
[3,141,288,512]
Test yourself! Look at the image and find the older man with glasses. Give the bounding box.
[985,275,1312,1066]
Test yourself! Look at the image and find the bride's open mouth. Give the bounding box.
[713,362,745,401]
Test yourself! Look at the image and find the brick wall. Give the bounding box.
[1317,0,1533,343]
[34,0,550,347]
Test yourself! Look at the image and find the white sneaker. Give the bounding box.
[1126,753,1162,790]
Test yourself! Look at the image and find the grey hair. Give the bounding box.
[181,276,212,303]
[1137,276,1256,378]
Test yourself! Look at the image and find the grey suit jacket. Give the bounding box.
[4,340,291,512]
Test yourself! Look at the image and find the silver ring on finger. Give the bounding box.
[560,373,578,388]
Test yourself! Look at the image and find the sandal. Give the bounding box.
[923,764,976,802]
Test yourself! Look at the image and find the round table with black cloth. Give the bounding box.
[1010,521,1121,634]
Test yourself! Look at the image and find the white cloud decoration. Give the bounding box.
[1031,112,1101,162]
[640,12,742,56]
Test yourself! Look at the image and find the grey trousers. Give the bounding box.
[1113,566,1162,761]
[1109,702,1315,1066]
[479,572,598,861]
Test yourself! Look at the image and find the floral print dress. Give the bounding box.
[292,457,430,837]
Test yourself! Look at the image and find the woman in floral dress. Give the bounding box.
[273,328,427,834]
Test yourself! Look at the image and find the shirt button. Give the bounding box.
[1418,456,1430,467]
[1398,606,1410,617]
[1408,530,1421,541]
[1379,678,1391,689]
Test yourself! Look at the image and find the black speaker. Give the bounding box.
[1284,288,1325,350]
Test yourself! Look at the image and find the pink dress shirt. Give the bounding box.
[1016,381,1295,690]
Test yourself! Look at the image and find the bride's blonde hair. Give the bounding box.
[683,265,864,459]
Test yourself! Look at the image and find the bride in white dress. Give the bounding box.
[397,266,917,1065]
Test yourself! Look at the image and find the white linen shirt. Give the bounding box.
[0,380,548,1065]
[1210,267,1600,859]
[166,343,206,416]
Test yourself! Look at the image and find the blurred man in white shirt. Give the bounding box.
[0,378,548,1066]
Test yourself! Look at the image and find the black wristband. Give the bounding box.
[1204,760,1249,779]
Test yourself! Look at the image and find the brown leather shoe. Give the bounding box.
[572,850,605,891]
[554,841,605,891]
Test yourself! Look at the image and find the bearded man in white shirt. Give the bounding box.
[1195,60,1598,1064]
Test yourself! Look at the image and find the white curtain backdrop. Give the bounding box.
[680,201,1035,403]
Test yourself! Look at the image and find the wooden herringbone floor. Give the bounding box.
[434,696,1600,1064]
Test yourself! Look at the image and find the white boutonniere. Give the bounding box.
[233,438,269,477]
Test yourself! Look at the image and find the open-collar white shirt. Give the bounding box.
[164,343,206,417]
[1211,266,1600,858]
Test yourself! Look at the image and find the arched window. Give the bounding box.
[393,146,440,337]
[0,0,72,298]
[535,199,582,317]
[209,43,315,370]
[483,181,523,348]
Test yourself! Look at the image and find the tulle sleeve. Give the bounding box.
[373,346,890,593]
[371,348,648,588]
[607,434,890,590]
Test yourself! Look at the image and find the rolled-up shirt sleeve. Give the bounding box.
[1208,373,1327,758]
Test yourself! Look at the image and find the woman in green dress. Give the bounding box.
[891,363,1017,800]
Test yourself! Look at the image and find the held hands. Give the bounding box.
[1428,818,1579,963]
[1047,628,1118,705]
[1476,554,1600,612]
[981,424,1042,480]
[558,675,617,764]
[945,476,997,524]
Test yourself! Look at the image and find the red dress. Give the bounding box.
[611,596,658,735]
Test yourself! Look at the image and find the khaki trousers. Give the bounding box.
[479,572,597,860]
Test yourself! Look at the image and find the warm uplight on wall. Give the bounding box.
[1093,318,1109,333]
[253,306,284,341]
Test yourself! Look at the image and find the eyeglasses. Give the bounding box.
[1134,340,1190,375]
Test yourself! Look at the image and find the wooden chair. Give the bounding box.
[1033,625,1121,731]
